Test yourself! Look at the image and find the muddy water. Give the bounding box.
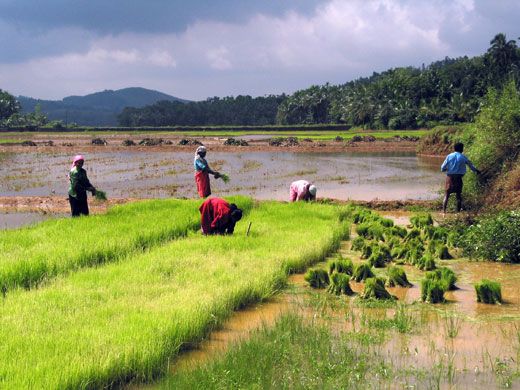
[0,150,443,201]
[0,211,66,229]
[159,234,520,388]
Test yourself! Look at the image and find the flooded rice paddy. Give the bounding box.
[0,150,442,201]
[157,214,520,389]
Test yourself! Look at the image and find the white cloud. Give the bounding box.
[1,0,518,100]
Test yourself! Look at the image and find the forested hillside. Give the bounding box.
[118,33,520,129]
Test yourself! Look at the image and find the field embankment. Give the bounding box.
[0,200,349,388]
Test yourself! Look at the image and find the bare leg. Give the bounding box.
[443,192,450,214]
[456,192,462,212]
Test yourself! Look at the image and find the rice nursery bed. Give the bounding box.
[0,197,252,293]
[0,200,349,388]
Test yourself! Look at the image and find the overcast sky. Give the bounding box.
[0,0,518,101]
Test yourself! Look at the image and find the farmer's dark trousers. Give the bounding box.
[69,195,89,217]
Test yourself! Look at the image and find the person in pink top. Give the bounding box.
[289,180,317,202]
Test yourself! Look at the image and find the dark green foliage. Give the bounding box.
[475,279,502,304]
[350,236,365,252]
[426,267,457,291]
[388,226,407,238]
[432,227,449,243]
[436,244,452,260]
[351,263,375,282]
[460,211,520,263]
[304,268,330,288]
[356,223,385,241]
[385,236,401,250]
[421,279,445,303]
[360,277,395,300]
[404,228,421,242]
[379,218,394,228]
[368,245,392,268]
[360,243,373,259]
[410,213,434,229]
[327,272,355,296]
[386,266,412,288]
[328,257,354,276]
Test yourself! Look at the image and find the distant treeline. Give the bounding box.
[118,33,520,129]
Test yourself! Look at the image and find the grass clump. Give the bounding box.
[475,279,502,304]
[420,278,446,303]
[386,266,412,288]
[425,267,458,291]
[328,257,353,275]
[327,272,355,296]
[360,277,395,300]
[305,268,330,288]
[351,263,375,282]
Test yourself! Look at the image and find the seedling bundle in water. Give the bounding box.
[420,278,445,303]
[426,267,457,291]
[327,272,355,296]
[361,277,395,300]
[386,266,412,287]
[352,263,375,282]
[328,257,353,275]
[304,268,329,288]
[475,279,502,304]
[94,190,107,201]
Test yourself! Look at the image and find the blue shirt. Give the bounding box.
[194,156,208,172]
[441,152,477,175]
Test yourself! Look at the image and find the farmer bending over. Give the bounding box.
[199,197,243,235]
[68,155,96,217]
[289,180,317,202]
[194,146,221,198]
[441,142,480,214]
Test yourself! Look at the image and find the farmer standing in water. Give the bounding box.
[441,142,480,214]
[199,197,243,235]
[194,146,221,198]
[289,179,317,202]
[68,155,96,217]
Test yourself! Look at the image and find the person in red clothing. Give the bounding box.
[199,197,243,235]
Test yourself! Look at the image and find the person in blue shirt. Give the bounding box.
[194,146,221,198]
[441,142,480,213]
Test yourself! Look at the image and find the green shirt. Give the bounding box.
[68,167,92,199]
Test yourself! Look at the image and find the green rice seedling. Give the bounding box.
[351,263,375,282]
[410,213,434,229]
[421,278,446,303]
[385,236,402,250]
[404,228,421,242]
[356,222,385,241]
[219,173,230,183]
[350,236,365,252]
[475,279,502,304]
[327,272,355,296]
[0,200,350,388]
[416,254,436,271]
[360,277,396,300]
[367,245,392,268]
[391,244,407,259]
[422,225,436,240]
[387,225,407,239]
[305,268,330,288]
[404,242,424,265]
[360,242,374,259]
[426,267,457,291]
[432,226,449,243]
[356,223,370,237]
[436,244,453,260]
[386,266,413,287]
[94,189,107,201]
[379,217,394,228]
[328,257,354,275]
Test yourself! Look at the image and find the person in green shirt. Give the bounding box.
[68,155,96,217]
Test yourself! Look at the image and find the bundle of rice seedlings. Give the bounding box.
[425,267,457,290]
[379,218,394,228]
[404,244,424,265]
[385,236,402,250]
[356,223,370,237]
[404,228,421,242]
[361,243,373,259]
[327,272,355,296]
[421,278,445,303]
[350,236,366,252]
[361,277,395,300]
[410,213,434,228]
[94,190,107,201]
[386,266,413,287]
[219,173,230,183]
[351,263,375,282]
[304,268,329,288]
[432,226,449,243]
[416,254,436,271]
[435,244,453,260]
[328,257,354,275]
[422,225,437,241]
[475,279,502,304]
[368,245,392,268]
[388,225,407,238]
[391,245,407,260]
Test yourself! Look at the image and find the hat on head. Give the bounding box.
[71,155,85,170]
[196,146,207,155]
[308,185,317,196]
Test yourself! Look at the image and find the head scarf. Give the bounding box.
[195,145,207,158]
[308,185,317,196]
[71,155,85,170]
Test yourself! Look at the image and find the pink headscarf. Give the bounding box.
[71,155,85,170]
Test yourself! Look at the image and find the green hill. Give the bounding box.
[18,87,188,126]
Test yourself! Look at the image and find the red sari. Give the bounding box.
[199,197,232,234]
[195,171,211,198]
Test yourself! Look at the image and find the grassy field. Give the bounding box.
[0,128,427,140]
[0,197,251,293]
[0,200,349,388]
